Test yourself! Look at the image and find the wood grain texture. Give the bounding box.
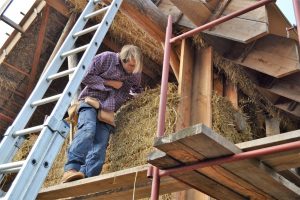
[38,165,188,199]
[153,124,300,199]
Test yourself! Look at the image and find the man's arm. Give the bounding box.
[81,53,110,90]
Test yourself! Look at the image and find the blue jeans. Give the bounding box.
[64,102,114,177]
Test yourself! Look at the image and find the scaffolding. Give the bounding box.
[149,0,300,199]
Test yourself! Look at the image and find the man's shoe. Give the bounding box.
[61,169,85,183]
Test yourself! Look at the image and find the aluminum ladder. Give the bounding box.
[0,0,122,199]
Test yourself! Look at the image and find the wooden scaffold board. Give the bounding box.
[148,124,300,200]
[38,165,188,199]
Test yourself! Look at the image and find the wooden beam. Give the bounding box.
[237,129,300,171]
[170,0,212,26]
[208,0,231,22]
[42,13,76,75]
[38,165,188,199]
[176,38,193,130]
[45,0,69,17]
[266,3,298,41]
[261,72,300,103]
[224,81,238,109]
[0,95,22,108]
[275,101,300,118]
[0,113,13,123]
[104,0,180,80]
[191,47,213,127]
[233,35,300,78]
[265,117,280,136]
[205,0,268,43]
[26,5,50,97]
[2,61,30,77]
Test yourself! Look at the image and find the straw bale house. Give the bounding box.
[1,0,300,199]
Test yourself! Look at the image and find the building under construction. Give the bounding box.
[0,0,300,199]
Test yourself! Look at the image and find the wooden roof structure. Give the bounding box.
[0,0,300,199]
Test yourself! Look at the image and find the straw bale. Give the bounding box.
[0,75,18,91]
[212,92,252,143]
[213,52,298,134]
[103,83,179,173]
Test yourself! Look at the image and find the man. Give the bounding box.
[62,45,143,183]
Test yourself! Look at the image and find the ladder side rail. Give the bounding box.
[4,122,69,200]
[2,0,123,199]
[0,0,96,164]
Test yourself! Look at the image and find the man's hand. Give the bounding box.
[104,80,123,89]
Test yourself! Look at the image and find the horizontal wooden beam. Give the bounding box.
[38,165,188,199]
[0,113,13,123]
[2,61,30,77]
[230,35,300,78]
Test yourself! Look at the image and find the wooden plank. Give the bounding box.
[191,47,212,127]
[154,124,300,199]
[265,117,280,136]
[233,35,300,78]
[224,81,238,109]
[205,17,268,43]
[263,72,300,103]
[176,39,193,130]
[213,73,224,96]
[151,127,274,200]
[266,3,298,41]
[176,39,208,199]
[148,151,246,200]
[208,0,231,22]
[203,0,220,12]
[223,0,267,22]
[279,170,300,187]
[204,0,268,43]
[237,130,300,171]
[2,61,30,77]
[275,102,300,118]
[38,165,188,200]
[170,0,212,26]
[45,0,69,17]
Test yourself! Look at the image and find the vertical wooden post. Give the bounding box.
[176,39,193,130]
[175,43,213,200]
[190,46,213,127]
[224,82,238,109]
[265,117,280,136]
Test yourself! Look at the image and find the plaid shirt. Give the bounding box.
[78,51,142,112]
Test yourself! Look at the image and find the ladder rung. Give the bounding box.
[31,94,62,107]
[84,6,110,20]
[73,24,100,38]
[1,167,22,174]
[0,161,24,172]
[13,125,44,137]
[93,0,101,3]
[61,44,89,58]
[47,68,76,81]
